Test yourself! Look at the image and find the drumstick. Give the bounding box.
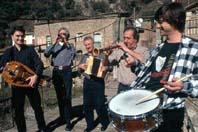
[136,73,193,105]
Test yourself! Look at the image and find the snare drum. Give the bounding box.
[108,89,162,132]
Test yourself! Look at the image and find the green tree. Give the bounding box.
[92,1,110,13]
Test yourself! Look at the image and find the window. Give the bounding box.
[25,34,34,45]
[93,33,102,48]
[46,35,52,46]
[76,33,83,42]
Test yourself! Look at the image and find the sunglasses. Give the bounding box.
[58,33,66,36]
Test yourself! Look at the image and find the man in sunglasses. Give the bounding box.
[44,27,76,131]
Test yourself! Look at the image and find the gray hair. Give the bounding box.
[58,27,70,40]
[83,36,94,42]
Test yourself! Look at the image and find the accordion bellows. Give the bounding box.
[85,56,105,78]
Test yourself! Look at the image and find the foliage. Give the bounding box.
[91,1,110,13]
[64,0,75,9]
[0,0,77,47]
[120,0,141,13]
[0,0,163,48]
[108,0,117,4]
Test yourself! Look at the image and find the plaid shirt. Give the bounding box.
[130,36,198,109]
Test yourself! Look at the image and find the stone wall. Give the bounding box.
[184,97,198,132]
[34,18,120,52]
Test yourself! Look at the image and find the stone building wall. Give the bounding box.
[34,17,125,66]
[185,12,198,40]
[34,18,120,52]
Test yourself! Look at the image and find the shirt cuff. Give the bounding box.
[180,80,193,95]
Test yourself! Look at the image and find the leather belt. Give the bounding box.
[53,65,71,70]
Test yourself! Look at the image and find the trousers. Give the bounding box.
[52,68,72,123]
[83,77,109,129]
[12,87,46,132]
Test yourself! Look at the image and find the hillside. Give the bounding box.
[0,0,197,48]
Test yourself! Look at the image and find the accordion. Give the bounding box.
[84,56,106,78]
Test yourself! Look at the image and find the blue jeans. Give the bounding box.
[52,68,72,123]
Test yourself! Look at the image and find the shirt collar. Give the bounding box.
[181,35,191,48]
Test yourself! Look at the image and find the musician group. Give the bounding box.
[0,2,198,132]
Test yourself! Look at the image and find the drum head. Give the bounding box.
[109,89,160,116]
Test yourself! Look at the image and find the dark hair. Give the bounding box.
[58,27,70,40]
[124,26,139,42]
[83,36,94,42]
[154,2,186,32]
[10,26,25,35]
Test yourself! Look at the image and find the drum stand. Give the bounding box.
[142,115,150,131]
[120,115,126,131]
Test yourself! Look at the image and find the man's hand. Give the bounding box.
[164,78,184,91]
[103,50,113,56]
[124,56,136,67]
[26,74,38,88]
[118,42,129,52]
[100,66,108,72]
[78,64,87,71]
[63,38,69,45]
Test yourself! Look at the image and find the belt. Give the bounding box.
[86,75,104,82]
[53,65,71,70]
[119,83,130,87]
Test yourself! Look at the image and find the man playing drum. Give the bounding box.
[126,2,198,132]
